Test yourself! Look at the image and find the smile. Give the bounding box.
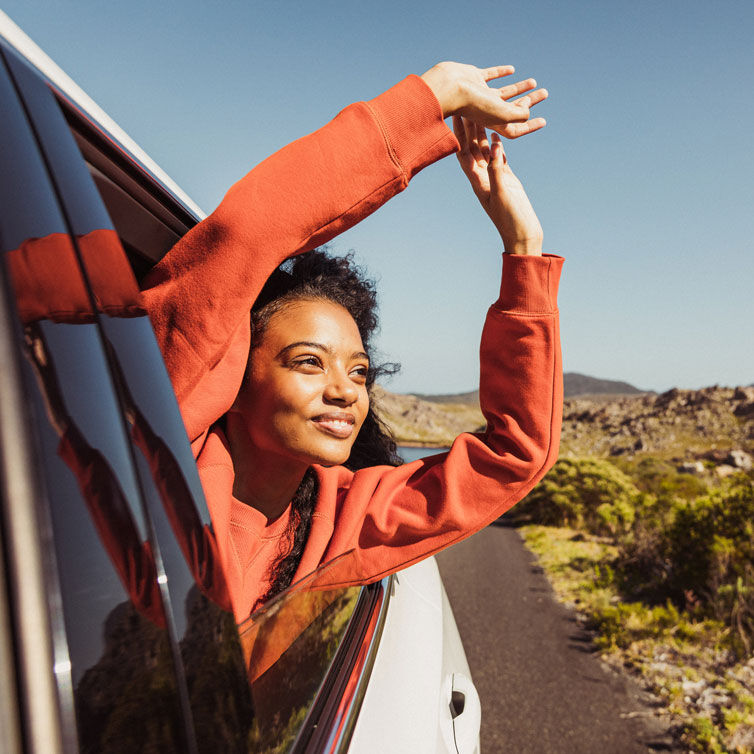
[311,413,356,439]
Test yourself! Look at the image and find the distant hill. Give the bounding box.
[375,382,754,454]
[412,373,646,405]
[563,372,645,398]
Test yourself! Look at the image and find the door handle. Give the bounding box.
[450,673,480,754]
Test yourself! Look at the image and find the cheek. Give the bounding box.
[244,370,320,430]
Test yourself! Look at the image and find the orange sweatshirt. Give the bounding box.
[141,75,563,622]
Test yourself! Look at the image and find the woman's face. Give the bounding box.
[233,298,370,468]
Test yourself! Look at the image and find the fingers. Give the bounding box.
[495,117,547,140]
[482,65,515,82]
[452,115,467,149]
[488,133,505,193]
[490,132,506,165]
[512,87,548,109]
[475,122,490,163]
[497,77,537,101]
[467,120,484,163]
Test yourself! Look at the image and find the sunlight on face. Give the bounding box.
[235,298,370,468]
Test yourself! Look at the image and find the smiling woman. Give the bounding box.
[224,249,402,604]
[141,60,562,622]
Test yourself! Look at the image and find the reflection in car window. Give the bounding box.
[238,554,363,750]
[0,56,189,749]
[4,54,260,748]
[2,50,377,752]
[7,257,189,751]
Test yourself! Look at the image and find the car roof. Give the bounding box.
[0,9,206,221]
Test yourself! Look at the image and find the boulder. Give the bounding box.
[727,449,752,470]
[715,464,738,478]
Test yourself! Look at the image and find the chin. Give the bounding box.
[301,440,354,468]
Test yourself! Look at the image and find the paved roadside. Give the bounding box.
[435,522,680,753]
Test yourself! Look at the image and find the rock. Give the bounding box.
[678,461,705,474]
[696,686,730,713]
[735,401,754,418]
[681,678,706,699]
[702,449,730,464]
[715,464,738,478]
[727,449,752,470]
[734,386,754,402]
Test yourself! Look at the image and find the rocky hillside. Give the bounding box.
[373,386,484,446]
[376,383,754,464]
[561,385,754,463]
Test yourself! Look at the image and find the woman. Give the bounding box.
[141,61,563,622]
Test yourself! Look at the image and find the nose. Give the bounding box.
[323,368,359,406]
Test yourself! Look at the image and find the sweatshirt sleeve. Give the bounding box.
[307,253,563,585]
[140,75,458,446]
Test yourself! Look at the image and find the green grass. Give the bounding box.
[521,524,754,752]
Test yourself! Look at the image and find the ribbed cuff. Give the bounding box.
[496,253,564,313]
[365,74,459,180]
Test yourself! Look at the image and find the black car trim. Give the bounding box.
[59,95,200,234]
[0,289,25,754]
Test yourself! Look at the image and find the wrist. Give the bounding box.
[420,62,461,117]
[502,237,543,256]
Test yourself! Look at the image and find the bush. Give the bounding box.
[618,474,754,653]
[518,458,641,536]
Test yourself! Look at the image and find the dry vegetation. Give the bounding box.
[378,383,754,751]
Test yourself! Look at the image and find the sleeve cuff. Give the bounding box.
[365,74,459,181]
[495,253,564,313]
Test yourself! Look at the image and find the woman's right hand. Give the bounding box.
[453,117,543,255]
[421,62,548,139]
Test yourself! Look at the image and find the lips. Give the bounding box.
[311,412,356,439]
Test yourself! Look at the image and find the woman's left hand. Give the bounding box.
[453,116,543,256]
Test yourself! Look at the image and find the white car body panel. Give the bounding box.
[350,558,480,753]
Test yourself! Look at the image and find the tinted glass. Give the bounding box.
[0,52,188,752]
[238,557,363,750]
[5,52,259,750]
[4,50,378,752]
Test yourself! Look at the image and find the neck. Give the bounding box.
[225,413,309,522]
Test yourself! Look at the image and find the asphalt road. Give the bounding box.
[435,523,679,753]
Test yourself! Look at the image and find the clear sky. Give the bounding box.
[3,0,753,394]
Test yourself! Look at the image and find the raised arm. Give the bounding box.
[141,66,547,449]
[302,120,562,584]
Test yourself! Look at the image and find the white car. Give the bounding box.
[0,13,480,754]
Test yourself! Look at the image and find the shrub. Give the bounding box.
[518,458,640,536]
[618,474,754,653]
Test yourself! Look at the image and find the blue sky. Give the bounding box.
[3,0,753,394]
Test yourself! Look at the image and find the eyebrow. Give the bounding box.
[277,341,369,362]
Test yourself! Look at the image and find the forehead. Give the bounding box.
[263,298,365,352]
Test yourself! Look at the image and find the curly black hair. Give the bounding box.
[249,248,400,607]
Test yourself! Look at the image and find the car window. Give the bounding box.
[4,50,258,752]
[1,46,392,753]
[0,52,189,752]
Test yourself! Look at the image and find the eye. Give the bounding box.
[292,355,322,370]
[350,364,369,382]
